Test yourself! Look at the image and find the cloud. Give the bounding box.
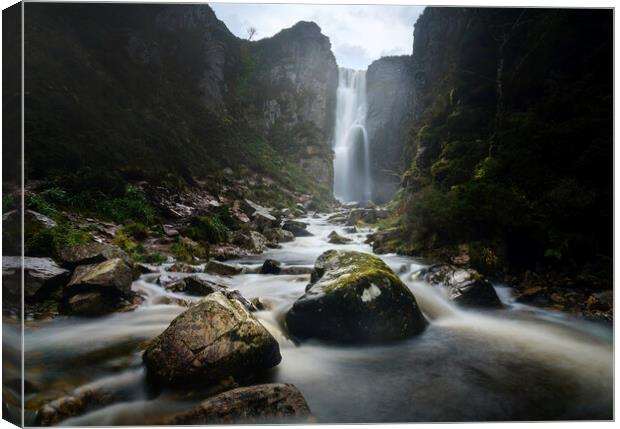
[209,3,425,69]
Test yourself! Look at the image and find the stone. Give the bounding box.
[160,384,312,424]
[65,258,133,297]
[286,250,427,342]
[419,264,503,308]
[3,256,70,301]
[327,230,352,244]
[205,260,244,276]
[231,231,267,254]
[280,266,314,275]
[260,259,281,275]
[61,291,121,317]
[282,220,312,237]
[143,292,281,385]
[60,243,131,269]
[167,262,202,273]
[263,228,295,244]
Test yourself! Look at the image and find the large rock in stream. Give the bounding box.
[143,292,281,385]
[160,383,312,424]
[416,264,502,308]
[286,250,427,342]
[3,256,70,301]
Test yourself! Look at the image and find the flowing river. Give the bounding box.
[22,213,613,425]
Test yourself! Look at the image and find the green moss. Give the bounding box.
[121,222,149,240]
[183,216,230,245]
[26,223,92,259]
[171,237,208,263]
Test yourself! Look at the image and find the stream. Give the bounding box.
[23,213,613,424]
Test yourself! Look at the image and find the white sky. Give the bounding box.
[209,3,425,70]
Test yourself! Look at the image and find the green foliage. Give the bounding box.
[171,237,208,263]
[121,222,149,240]
[26,223,91,259]
[112,230,165,263]
[184,215,231,245]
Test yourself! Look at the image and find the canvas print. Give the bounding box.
[2,1,613,426]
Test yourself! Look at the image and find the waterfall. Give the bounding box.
[332,68,372,203]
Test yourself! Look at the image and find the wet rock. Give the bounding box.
[282,220,312,237]
[241,199,278,231]
[346,208,389,226]
[232,231,268,254]
[210,244,247,261]
[280,266,314,275]
[286,250,427,342]
[36,387,114,426]
[365,228,401,254]
[327,230,352,244]
[143,292,281,385]
[326,213,348,224]
[65,258,133,298]
[260,259,281,275]
[205,260,244,276]
[163,275,228,296]
[418,264,503,308]
[250,297,271,311]
[343,226,358,234]
[167,262,202,273]
[263,228,295,244]
[3,256,70,301]
[61,291,121,317]
[60,243,131,269]
[161,383,312,424]
[135,263,160,274]
[163,225,179,237]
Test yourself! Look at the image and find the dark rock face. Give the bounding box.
[3,256,70,301]
[160,383,312,424]
[260,259,282,275]
[282,220,312,237]
[366,56,415,203]
[143,292,281,385]
[418,264,502,308]
[286,250,427,342]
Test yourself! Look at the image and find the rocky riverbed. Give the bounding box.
[2,209,613,425]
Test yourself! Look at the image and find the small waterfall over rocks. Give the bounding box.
[332,68,371,203]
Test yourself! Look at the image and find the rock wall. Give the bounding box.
[366,56,414,203]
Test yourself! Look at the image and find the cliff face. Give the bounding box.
[395,7,613,274]
[366,56,414,203]
[24,3,337,198]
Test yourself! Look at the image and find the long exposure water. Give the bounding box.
[333,68,371,203]
[21,213,613,425]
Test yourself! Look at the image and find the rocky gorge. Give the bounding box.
[2,3,613,426]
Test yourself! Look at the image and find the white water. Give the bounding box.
[333,68,372,203]
[20,213,613,424]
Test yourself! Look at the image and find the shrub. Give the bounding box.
[184,216,230,244]
[121,222,149,240]
[26,223,91,259]
[171,237,208,263]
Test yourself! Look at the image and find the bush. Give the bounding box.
[121,222,149,240]
[112,230,165,263]
[171,237,208,263]
[26,223,91,259]
[184,215,230,244]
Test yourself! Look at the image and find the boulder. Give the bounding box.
[280,266,314,275]
[282,220,312,237]
[205,260,244,276]
[164,275,228,296]
[135,263,160,274]
[3,256,70,301]
[241,199,278,231]
[263,228,295,244]
[327,231,352,244]
[232,231,267,254]
[65,258,133,298]
[346,208,389,226]
[143,292,281,385]
[286,250,427,342]
[167,262,202,273]
[161,384,312,424]
[60,243,131,269]
[365,228,401,254]
[36,387,114,426]
[418,264,502,308]
[343,226,358,234]
[260,259,281,275]
[61,291,121,317]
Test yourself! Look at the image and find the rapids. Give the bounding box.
[22,213,613,424]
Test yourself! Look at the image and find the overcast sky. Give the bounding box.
[209,3,425,70]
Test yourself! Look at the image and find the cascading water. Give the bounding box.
[333,68,372,203]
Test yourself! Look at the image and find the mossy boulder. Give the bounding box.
[260,259,281,275]
[205,260,245,276]
[282,220,312,237]
[232,231,268,254]
[416,264,502,308]
[160,383,312,424]
[286,250,427,343]
[263,228,295,244]
[143,292,281,386]
[327,231,351,244]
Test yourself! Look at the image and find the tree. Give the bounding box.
[246,27,257,41]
